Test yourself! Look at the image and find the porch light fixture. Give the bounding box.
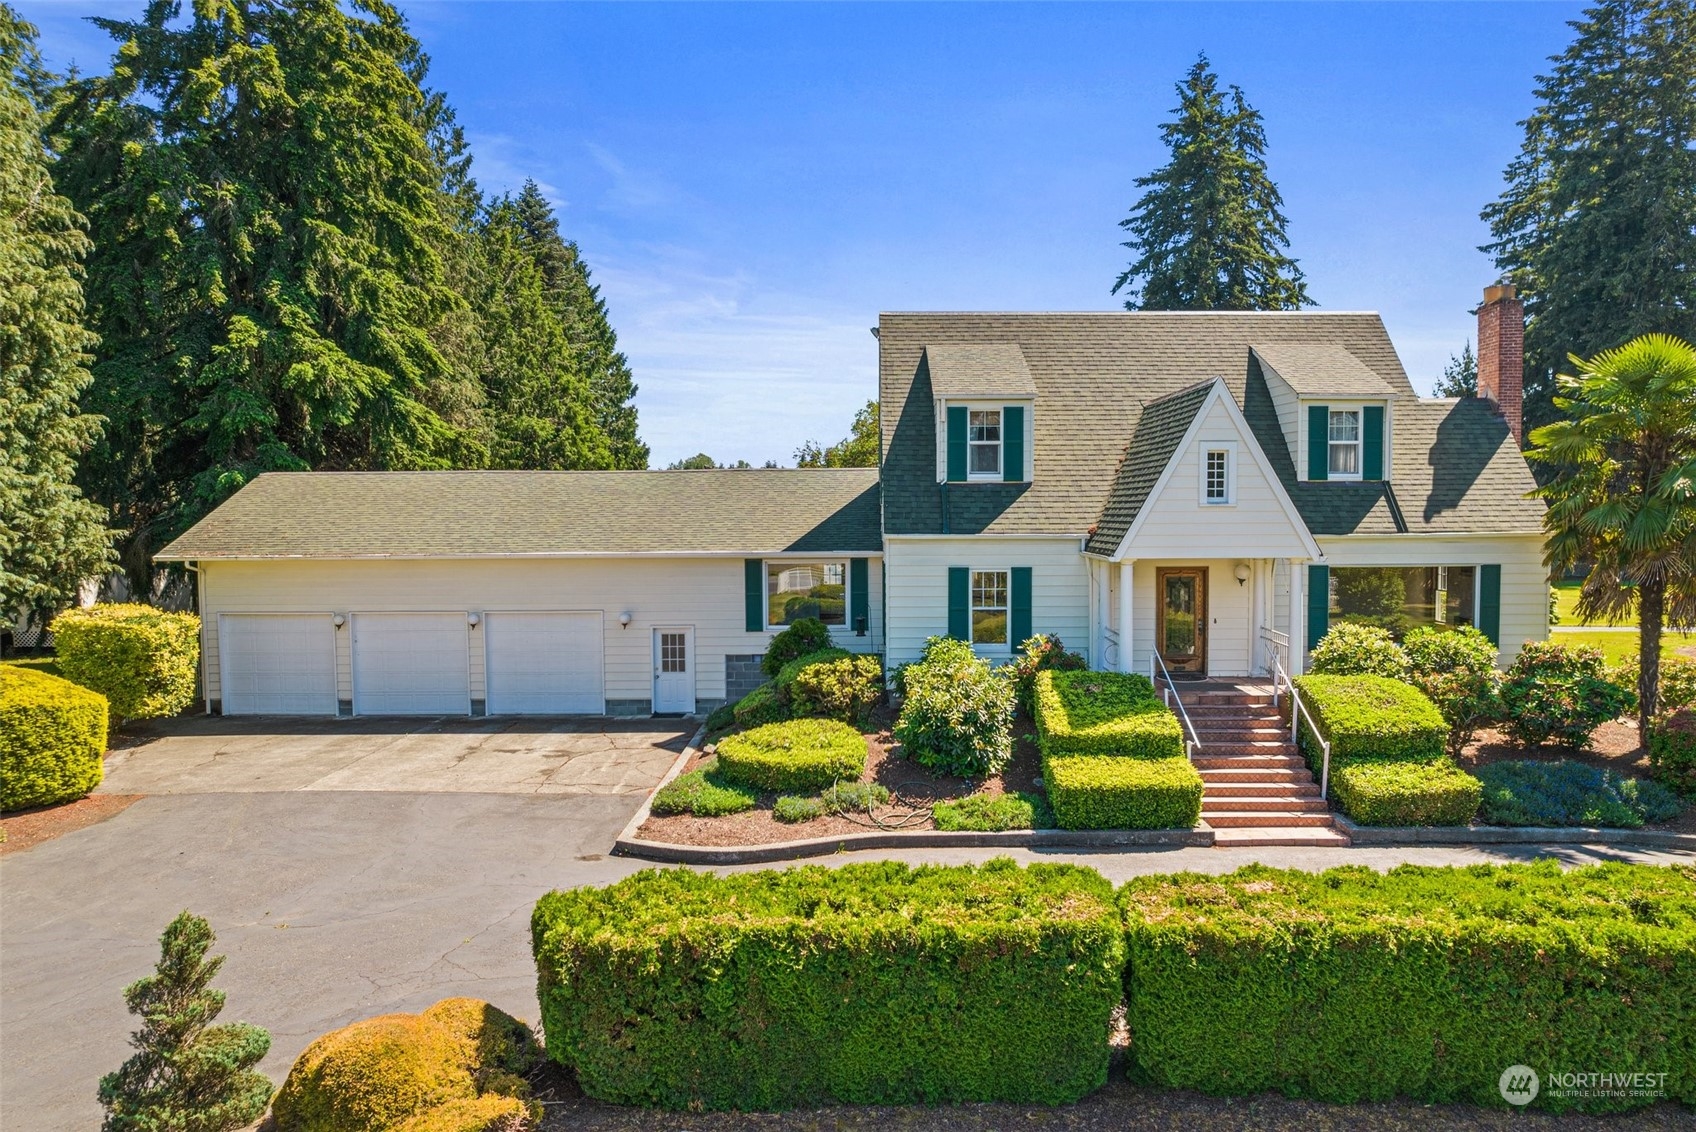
[332,613,345,628]
[467,612,481,626]
[618,612,632,629]
[1233,563,1251,587]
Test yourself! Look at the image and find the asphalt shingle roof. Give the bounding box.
[1251,343,1399,398]
[1084,380,1213,556]
[924,344,1039,399]
[155,470,883,559]
[881,311,1542,541]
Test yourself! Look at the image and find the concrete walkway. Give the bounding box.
[99,715,695,796]
[3,785,1690,1131]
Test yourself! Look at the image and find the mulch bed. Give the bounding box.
[531,1061,1690,1131]
[1457,720,1696,834]
[635,709,1045,847]
[0,792,142,855]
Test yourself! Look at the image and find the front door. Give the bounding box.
[1156,568,1207,675]
[652,627,695,714]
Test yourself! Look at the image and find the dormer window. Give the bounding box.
[1328,410,1362,478]
[968,410,1002,478]
[1200,443,1237,505]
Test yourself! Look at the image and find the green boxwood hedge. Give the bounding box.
[52,603,200,722]
[1330,758,1481,826]
[1,665,109,811]
[1032,670,1183,760]
[1042,754,1202,830]
[713,718,867,793]
[1120,862,1696,1112]
[531,859,1125,1109]
[1292,675,1448,763]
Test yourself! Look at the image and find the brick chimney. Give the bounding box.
[1476,282,1525,444]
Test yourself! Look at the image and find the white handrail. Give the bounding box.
[1270,648,1331,799]
[1148,650,1202,759]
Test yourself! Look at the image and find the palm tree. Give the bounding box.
[1527,333,1696,735]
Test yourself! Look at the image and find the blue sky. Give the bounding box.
[21,1,1585,469]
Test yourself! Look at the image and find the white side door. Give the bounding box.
[352,613,470,715]
[485,611,604,714]
[651,626,695,714]
[219,614,337,715]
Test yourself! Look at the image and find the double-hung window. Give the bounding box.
[968,410,1001,478]
[1328,410,1362,478]
[767,561,846,628]
[971,569,1009,645]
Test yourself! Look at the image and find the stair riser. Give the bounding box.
[1205,813,1336,828]
[1203,799,1331,813]
[1202,783,1320,797]
[1212,831,1353,847]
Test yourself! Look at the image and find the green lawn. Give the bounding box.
[1545,628,1694,666]
[1552,580,1637,627]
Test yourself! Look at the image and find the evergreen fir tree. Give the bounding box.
[1113,55,1309,311]
[0,7,113,616]
[513,181,647,468]
[51,0,480,593]
[1482,0,1696,434]
[97,911,272,1132]
[1433,343,1478,398]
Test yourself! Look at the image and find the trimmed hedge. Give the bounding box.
[1120,862,1696,1112]
[52,603,200,722]
[1331,758,1481,826]
[0,665,108,811]
[531,859,1125,1109]
[1042,754,1203,830]
[1032,670,1183,760]
[713,718,867,793]
[1292,675,1448,762]
[648,759,757,817]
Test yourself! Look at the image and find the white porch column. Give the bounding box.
[1248,559,1264,674]
[1117,559,1136,674]
[1092,560,1110,670]
[1289,561,1306,676]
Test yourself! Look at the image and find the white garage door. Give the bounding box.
[352,613,470,715]
[219,614,337,715]
[485,611,604,714]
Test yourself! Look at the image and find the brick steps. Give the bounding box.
[1174,682,1339,840]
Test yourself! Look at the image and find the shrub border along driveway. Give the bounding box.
[1335,814,1696,849]
[611,728,1211,864]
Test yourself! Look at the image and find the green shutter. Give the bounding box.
[1010,567,1032,646]
[1479,564,1502,646]
[744,559,764,632]
[1363,404,1385,480]
[1306,564,1330,651]
[947,567,970,640]
[1307,405,1330,481]
[1002,405,1025,482]
[850,558,869,636]
[946,406,967,482]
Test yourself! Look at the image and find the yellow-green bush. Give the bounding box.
[0,665,108,811]
[52,603,200,722]
[272,1000,539,1132]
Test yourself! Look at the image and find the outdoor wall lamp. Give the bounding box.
[467,612,481,626]
[332,613,345,628]
[1234,563,1251,587]
[618,612,632,629]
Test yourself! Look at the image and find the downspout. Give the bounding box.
[185,561,210,714]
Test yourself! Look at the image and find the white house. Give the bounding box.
[156,286,1546,716]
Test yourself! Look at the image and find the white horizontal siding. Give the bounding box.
[883,536,1090,667]
[198,556,882,709]
[1318,533,1548,663]
[1124,398,1312,559]
[1265,366,1301,472]
[1126,559,1256,677]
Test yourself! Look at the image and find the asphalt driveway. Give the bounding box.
[100,715,695,795]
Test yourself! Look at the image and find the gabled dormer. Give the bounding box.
[1252,343,1396,483]
[925,344,1036,484]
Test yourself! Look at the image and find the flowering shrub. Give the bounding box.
[1499,640,1634,749]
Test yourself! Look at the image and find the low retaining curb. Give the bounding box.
[614,824,1215,865]
[1334,814,1696,851]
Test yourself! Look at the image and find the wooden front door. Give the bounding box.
[1156,568,1207,675]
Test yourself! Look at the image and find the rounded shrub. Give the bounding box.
[420,999,539,1081]
[714,719,867,793]
[772,794,826,823]
[272,1013,477,1132]
[731,682,787,728]
[761,617,831,678]
[1499,639,1634,749]
[820,780,889,814]
[773,647,852,691]
[1648,709,1696,797]
[1,665,108,811]
[789,654,883,724]
[1330,758,1481,826]
[1401,626,1502,755]
[52,603,200,722]
[892,637,1014,777]
[1308,622,1410,681]
[1659,657,1696,715]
